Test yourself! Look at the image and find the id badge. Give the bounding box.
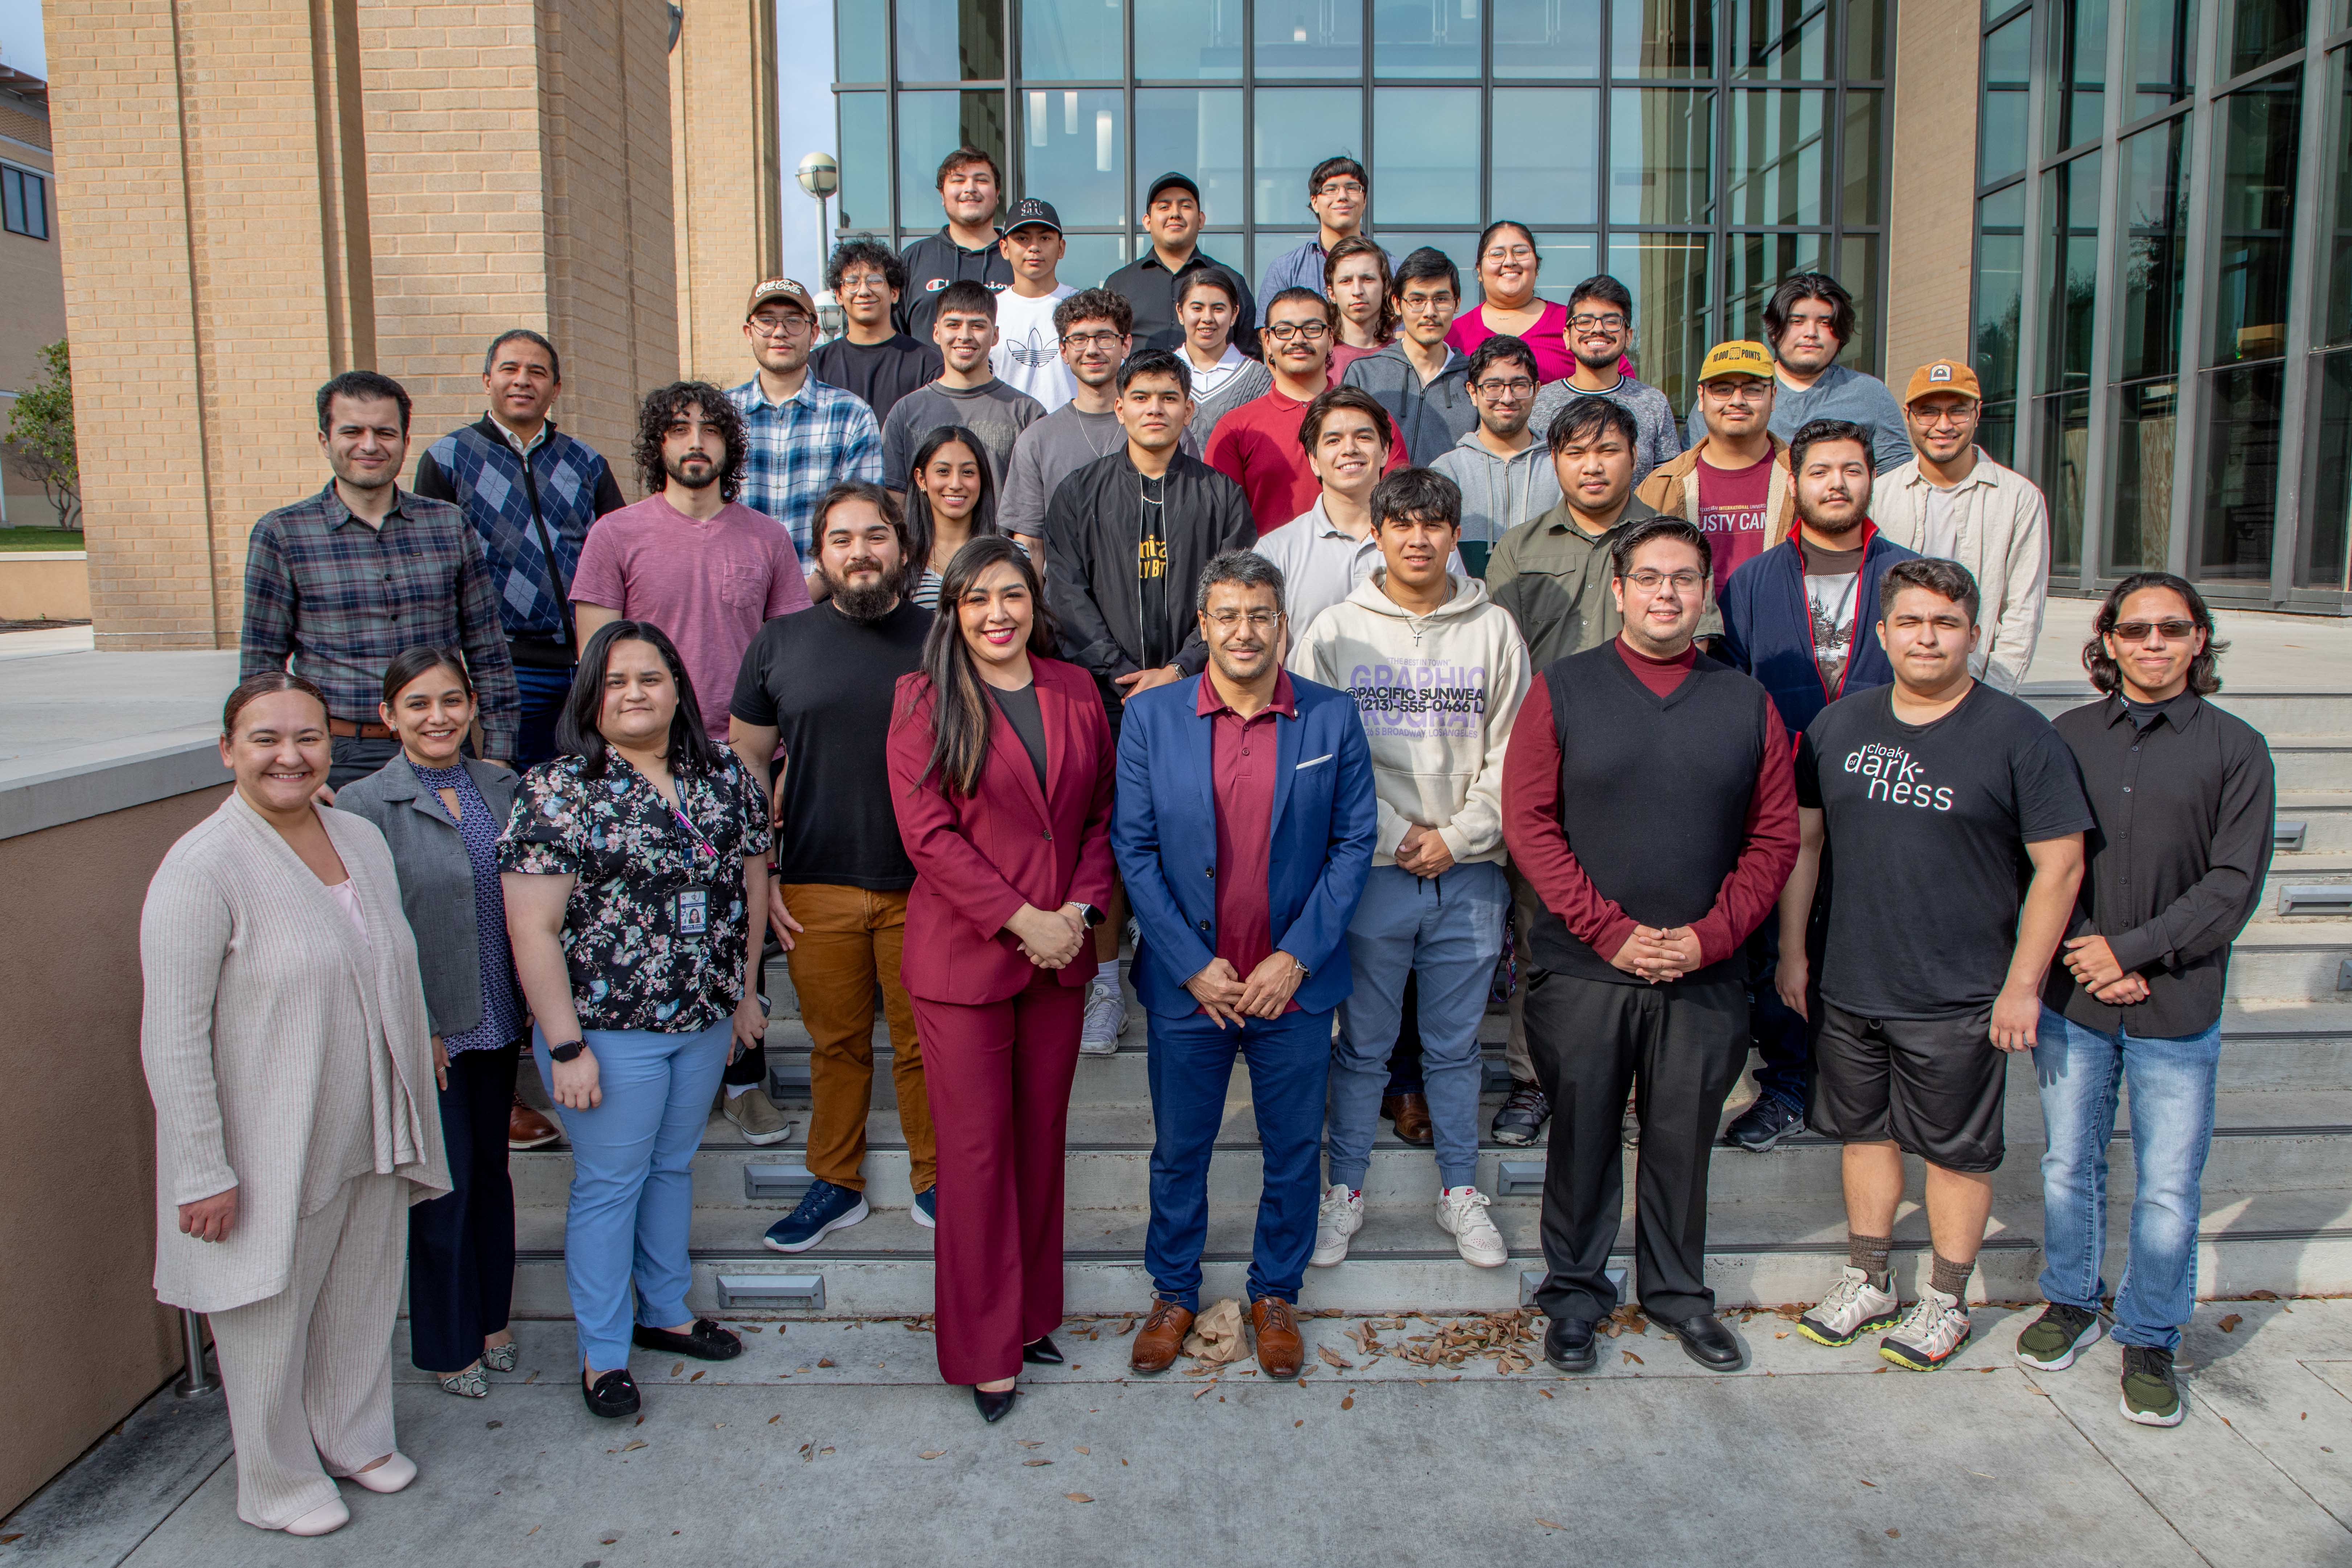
[675,888,708,936]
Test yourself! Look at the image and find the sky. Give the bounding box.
[0,0,43,78]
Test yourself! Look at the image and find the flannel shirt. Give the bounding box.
[240,483,522,759]
[728,374,884,555]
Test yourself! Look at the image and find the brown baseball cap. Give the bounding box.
[1904,358,1982,404]
[747,277,816,319]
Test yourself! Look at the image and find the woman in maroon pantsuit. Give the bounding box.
[887,535,1117,1423]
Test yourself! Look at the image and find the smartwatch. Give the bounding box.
[547,1039,587,1064]
[1078,904,1106,929]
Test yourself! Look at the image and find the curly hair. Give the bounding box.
[633,381,747,503]
[2082,571,2228,697]
[826,236,905,295]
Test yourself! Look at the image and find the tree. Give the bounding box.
[7,339,79,530]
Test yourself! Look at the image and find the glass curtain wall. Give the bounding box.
[838,0,1894,407]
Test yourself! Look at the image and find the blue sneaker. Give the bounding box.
[912,1187,937,1229]
[762,1179,868,1253]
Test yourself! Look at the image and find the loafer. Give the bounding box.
[1543,1316,1598,1374]
[1128,1299,1194,1375]
[721,1086,794,1146]
[1659,1312,1744,1370]
[582,1368,640,1418]
[973,1386,1018,1423]
[1383,1091,1434,1146]
[631,1318,743,1361]
[1022,1335,1064,1365]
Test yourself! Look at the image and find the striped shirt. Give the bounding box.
[728,373,885,554]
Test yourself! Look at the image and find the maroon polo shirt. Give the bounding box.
[1199,668,1299,1009]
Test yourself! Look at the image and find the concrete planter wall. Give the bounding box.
[0,551,91,621]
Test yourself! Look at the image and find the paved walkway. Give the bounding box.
[7,1298,2349,1565]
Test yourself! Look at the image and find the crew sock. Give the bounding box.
[1848,1231,1893,1288]
[1929,1252,1973,1301]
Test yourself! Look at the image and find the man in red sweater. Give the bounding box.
[1205,287,1406,534]
[1502,516,1798,1377]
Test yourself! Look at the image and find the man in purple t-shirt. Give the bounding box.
[572,382,812,744]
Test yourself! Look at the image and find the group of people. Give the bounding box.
[140,141,2277,1538]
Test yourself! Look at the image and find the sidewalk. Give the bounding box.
[7,1297,2348,1565]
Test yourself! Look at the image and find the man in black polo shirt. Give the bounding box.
[2017,572,2273,1428]
[1105,172,1256,349]
[1502,517,1799,1376]
[728,481,938,1250]
[1786,558,2090,1371]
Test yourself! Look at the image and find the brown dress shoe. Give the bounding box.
[509,1094,560,1150]
[1382,1091,1434,1146]
[1250,1298,1304,1379]
[1129,1300,1194,1375]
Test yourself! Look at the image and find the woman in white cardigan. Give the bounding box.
[140,672,451,1537]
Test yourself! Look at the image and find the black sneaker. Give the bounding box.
[2119,1345,2185,1427]
[582,1368,639,1418]
[2014,1302,2104,1370]
[1490,1080,1551,1146]
[1723,1094,1805,1152]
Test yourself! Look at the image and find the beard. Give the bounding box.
[1796,495,1865,538]
[821,556,903,621]
[664,453,719,491]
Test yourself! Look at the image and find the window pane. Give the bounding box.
[1731,0,1830,79]
[1612,0,1717,77]
[1726,230,1823,341]
[1605,232,1712,406]
[1494,0,1604,77]
[1974,184,2026,403]
[2116,119,2189,384]
[2211,78,2303,365]
[2041,151,2102,394]
[2038,390,2092,577]
[1023,90,1126,225]
[1728,88,1829,226]
[898,92,1010,226]
[1059,233,1131,289]
[2108,380,2179,573]
[1135,0,1245,78]
[2195,359,2286,581]
[2127,0,2196,119]
[0,169,20,236]
[2227,0,2307,78]
[1609,89,1715,225]
[1023,0,1124,79]
[1254,89,1364,219]
[1492,89,1602,223]
[1373,89,1483,224]
[1841,88,1883,226]
[1135,89,1246,218]
[1979,15,2031,187]
[838,93,891,232]
[1979,400,2018,465]
[1846,0,1888,78]
[2328,50,2352,347]
[1374,0,1485,77]
[2305,351,2352,589]
[1530,232,1604,302]
[1377,231,1485,292]
[1836,231,1880,371]
[898,0,1007,81]
[1257,0,1365,76]
[2044,0,2107,155]
[836,0,887,81]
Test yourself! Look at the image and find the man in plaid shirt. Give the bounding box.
[729,277,885,558]
[242,370,522,789]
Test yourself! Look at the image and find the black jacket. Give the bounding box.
[1043,449,1256,698]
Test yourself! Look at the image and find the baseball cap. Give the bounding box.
[1003,197,1063,235]
[1904,358,1983,403]
[1697,340,1775,383]
[1146,171,1201,205]
[746,277,815,318]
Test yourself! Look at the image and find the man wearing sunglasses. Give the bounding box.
[1870,360,2050,692]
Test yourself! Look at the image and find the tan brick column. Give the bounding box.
[1883,0,1981,388]
[670,0,781,386]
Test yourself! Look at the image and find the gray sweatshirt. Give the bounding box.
[1428,427,1563,576]
[1680,360,1913,474]
[1529,373,1683,484]
[1340,340,1478,465]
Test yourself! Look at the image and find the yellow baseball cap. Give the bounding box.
[1698,341,1774,383]
[1904,358,1983,404]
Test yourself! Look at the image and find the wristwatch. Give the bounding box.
[547,1039,587,1063]
[1078,904,1106,928]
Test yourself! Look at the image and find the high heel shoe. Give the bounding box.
[973,1385,1018,1423]
[1021,1335,1064,1365]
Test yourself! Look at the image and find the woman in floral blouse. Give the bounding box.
[498,620,769,1420]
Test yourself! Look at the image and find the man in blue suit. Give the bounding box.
[1112,550,1377,1381]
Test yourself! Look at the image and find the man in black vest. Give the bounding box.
[1502,517,1800,1375]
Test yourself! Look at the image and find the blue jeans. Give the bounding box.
[1144,1005,1334,1309]
[1331,862,1508,1191]
[512,663,576,769]
[534,1018,733,1371]
[2032,1004,2222,1351]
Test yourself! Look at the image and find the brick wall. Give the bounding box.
[670,0,779,387]
[1883,0,1980,389]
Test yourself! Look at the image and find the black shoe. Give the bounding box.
[1490,1080,1551,1147]
[1022,1335,1065,1365]
[1723,1094,1805,1152]
[973,1386,1019,1423]
[1660,1312,1744,1370]
[1543,1316,1598,1374]
[631,1319,743,1361]
[582,1368,640,1418]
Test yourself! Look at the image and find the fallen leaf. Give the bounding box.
[671,1362,684,1376]
[1294,1420,1304,1428]
[601,1536,619,1545]
[1622,1351,1644,1365]
[738,1324,762,1332]
[1775,1332,1788,1339]
[620,1439,647,1453]
[1318,1346,1356,1370]
[769,1414,781,1424]
[819,1446,835,1455]
[1074,1445,1090,1455]
[818,1358,837,1367]
[1016,1439,1045,1448]
[486,1420,502,1429]
[1024,1459,1053,1467]
[1194,1386,1212,1400]
[1064,1493,1094,1503]
[1537,1519,1565,1530]
[1340,1396,1354,1409]
[1538,1388,1554,1399]
[2218,1315,2242,1333]
[689,1370,705,1382]
[1887,1530,1900,1539]
[1857,1479,1875,1488]
[920,1450,946,1459]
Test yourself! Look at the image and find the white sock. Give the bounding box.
[1093,957,1124,997]
[725,1081,756,1099]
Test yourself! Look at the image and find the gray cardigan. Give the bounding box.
[335,754,519,1038]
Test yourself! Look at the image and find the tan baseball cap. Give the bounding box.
[1698,340,1775,383]
[1904,358,1982,404]
[746,277,815,318]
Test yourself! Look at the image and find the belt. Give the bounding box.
[328,718,395,739]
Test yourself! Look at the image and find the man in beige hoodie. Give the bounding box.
[1289,467,1531,1271]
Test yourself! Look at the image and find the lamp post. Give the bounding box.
[795,152,841,340]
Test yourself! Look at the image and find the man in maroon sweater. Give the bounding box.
[1502,516,1799,1375]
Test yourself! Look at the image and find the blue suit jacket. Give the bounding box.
[1718,523,1920,742]
[1111,672,1378,1020]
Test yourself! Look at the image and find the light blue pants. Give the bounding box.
[1329,861,1508,1191]
[534,1018,733,1372]
[2032,1004,2222,1351]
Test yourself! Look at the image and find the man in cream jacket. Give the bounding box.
[1289,466,1530,1271]
[1870,359,2049,691]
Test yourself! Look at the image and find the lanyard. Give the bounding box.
[666,791,720,864]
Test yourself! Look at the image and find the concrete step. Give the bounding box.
[2017,687,2352,736]
[2253,853,2352,922]
[2218,925,2352,1000]
[2262,737,2352,792]
[2276,794,2352,852]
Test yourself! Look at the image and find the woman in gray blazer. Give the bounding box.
[338,647,526,1401]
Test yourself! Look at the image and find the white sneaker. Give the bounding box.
[1880,1284,1972,1371]
[1080,986,1124,1054]
[1796,1266,1901,1347]
[1436,1186,1507,1268]
[1311,1184,1364,1267]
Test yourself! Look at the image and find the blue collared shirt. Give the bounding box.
[728,374,884,554]
[1258,238,1396,305]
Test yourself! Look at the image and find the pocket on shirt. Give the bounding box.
[721,559,764,610]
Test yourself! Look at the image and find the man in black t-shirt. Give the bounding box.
[1782,557,2089,1371]
[727,481,938,1253]
[809,240,943,426]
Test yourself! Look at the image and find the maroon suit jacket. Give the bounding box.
[887,654,1118,1005]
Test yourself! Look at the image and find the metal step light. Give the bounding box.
[1483,1059,1514,1093]
[768,1059,813,1096]
[2340,958,2352,993]
[1519,1267,1624,1309]
[716,1273,824,1312]
[1496,1159,1546,1196]
[2279,885,2352,915]
[744,1162,814,1202]
[2275,820,2307,852]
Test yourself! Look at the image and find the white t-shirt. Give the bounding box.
[990,284,1079,412]
[1920,482,1963,559]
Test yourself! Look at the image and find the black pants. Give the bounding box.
[1524,970,1747,1326]
[408,1040,519,1372]
[327,733,400,791]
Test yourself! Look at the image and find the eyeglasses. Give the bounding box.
[1622,569,1705,592]
[1914,406,1978,429]
[1263,320,1332,341]
[748,314,813,338]
[1206,609,1283,629]
[1315,180,1366,198]
[1062,330,1125,349]
[1702,382,1765,403]
[2110,619,2197,643]
[1472,378,1536,397]
[1483,244,1535,263]
[1567,313,1628,332]
[836,273,887,295]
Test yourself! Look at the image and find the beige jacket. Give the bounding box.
[1633,433,1797,552]
[1870,450,2049,692]
[141,793,449,1313]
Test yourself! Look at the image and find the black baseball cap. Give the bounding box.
[1003,197,1062,235]
[1146,171,1201,205]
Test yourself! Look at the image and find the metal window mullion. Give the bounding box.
[1242,0,1255,266]
[886,0,901,244]
[2012,0,2054,487]
[1122,0,1135,253]
[2269,25,2336,599]
[2164,0,2224,578]
[2075,0,2127,589]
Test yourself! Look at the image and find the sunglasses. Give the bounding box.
[2109,619,2197,643]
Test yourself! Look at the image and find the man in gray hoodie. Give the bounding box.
[1342,248,1477,466]
[1681,272,1911,472]
[1432,335,1562,577]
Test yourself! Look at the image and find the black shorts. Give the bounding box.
[1809,1002,2006,1172]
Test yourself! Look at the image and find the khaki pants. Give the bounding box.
[780,883,936,1194]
